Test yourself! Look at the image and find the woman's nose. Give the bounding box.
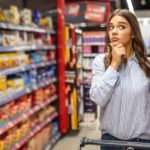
[112,27,118,34]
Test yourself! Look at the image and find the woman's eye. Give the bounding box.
[119,25,126,30]
[108,26,113,30]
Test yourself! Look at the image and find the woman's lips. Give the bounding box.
[111,38,119,42]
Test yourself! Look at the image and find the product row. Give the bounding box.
[0,5,53,29]
[0,107,57,150]
[0,31,55,47]
[23,121,59,150]
[0,51,56,71]
[0,65,56,98]
[0,83,57,124]
[83,31,106,46]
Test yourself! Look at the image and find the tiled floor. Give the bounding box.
[52,120,101,150]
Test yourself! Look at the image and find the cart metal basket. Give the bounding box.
[79,137,150,150]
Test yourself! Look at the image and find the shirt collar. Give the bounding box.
[130,53,138,63]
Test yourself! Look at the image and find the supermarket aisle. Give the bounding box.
[52,120,101,150]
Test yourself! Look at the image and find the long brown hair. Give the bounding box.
[104,9,150,78]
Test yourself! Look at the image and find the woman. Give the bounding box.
[90,9,150,150]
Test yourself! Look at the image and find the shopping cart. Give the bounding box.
[79,137,150,150]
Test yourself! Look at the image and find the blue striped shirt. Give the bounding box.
[90,54,150,140]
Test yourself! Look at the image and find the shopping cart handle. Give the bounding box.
[80,137,86,148]
[80,137,150,149]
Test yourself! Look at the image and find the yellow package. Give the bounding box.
[0,8,6,22]
[18,53,29,66]
[8,129,14,145]
[9,5,20,24]
[16,127,21,142]
[14,78,24,91]
[0,76,7,98]
[7,79,15,94]
[2,134,11,150]
[9,53,19,68]
[3,34,17,46]
[7,78,24,94]
[0,140,4,150]
[10,127,18,144]
[0,54,10,70]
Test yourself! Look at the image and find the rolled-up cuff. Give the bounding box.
[102,66,119,87]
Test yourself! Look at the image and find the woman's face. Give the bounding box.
[108,15,132,47]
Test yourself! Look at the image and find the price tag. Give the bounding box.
[26,88,31,93]
[22,113,27,119]
[41,62,45,67]
[30,132,34,136]
[8,122,13,128]
[15,143,20,149]
[33,85,37,90]
[36,126,41,131]
[41,102,45,108]
[20,66,25,71]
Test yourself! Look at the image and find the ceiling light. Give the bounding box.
[126,0,135,13]
[141,0,146,5]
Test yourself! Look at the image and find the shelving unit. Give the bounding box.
[64,0,110,124]
[0,3,60,150]
[138,17,150,58]
[0,45,56,52]
[0,22,56,34]
[0,78,57,106]
[80,27,106,122]
[0,60,57,76]
[0,95,57,135]
[11,112,58,150]
[65,25,78,130]
[76,28,84,121]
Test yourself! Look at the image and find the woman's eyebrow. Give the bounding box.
[109,22,128,25]
[117,21,128,25]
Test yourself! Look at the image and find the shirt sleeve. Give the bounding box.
[89,54,119,107]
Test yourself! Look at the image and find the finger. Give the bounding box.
[119,52,126,58]
[118,50,126,54]
[114,48,126,53]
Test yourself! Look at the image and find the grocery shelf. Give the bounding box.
[74,22,106,28]
[0,94,57,135]
[0,60,57,76]
[44,133,61,150]
[65,79,75,84]
[0,45,56,52]
[83,67,92,71]
[11,112,58,150]
[0,22,56,34]
[0,77,57,106]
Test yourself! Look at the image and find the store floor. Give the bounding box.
[52,120,101,150]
